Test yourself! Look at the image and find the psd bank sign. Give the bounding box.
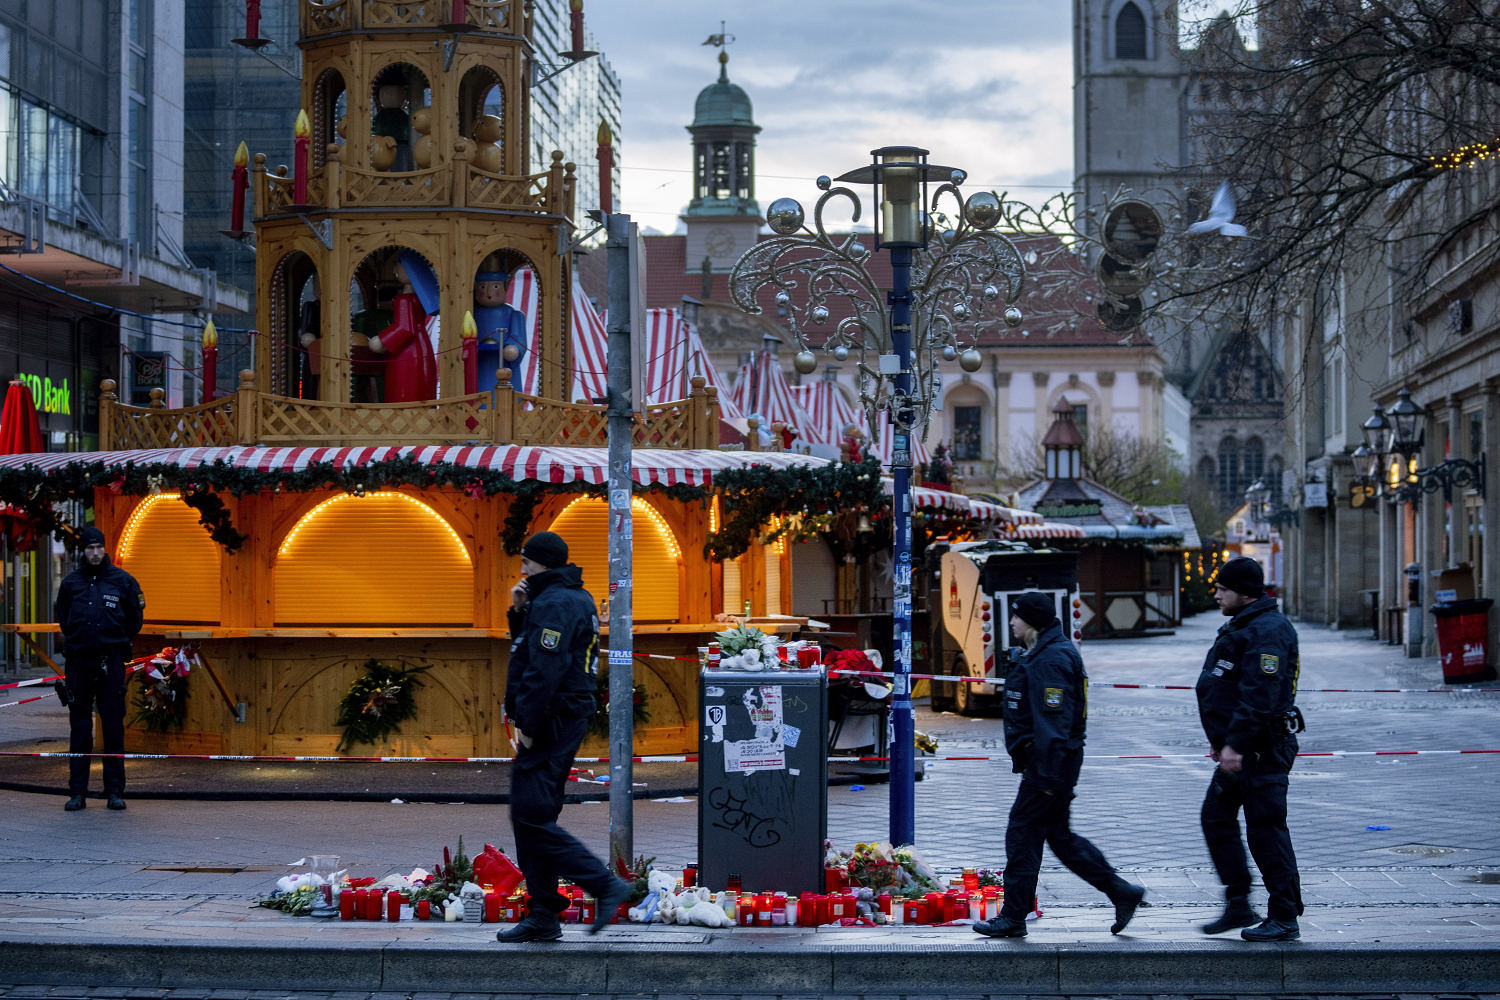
[16,373,71,416]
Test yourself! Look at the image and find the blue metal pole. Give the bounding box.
[887,245,915,847]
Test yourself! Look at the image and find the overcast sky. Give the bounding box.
[584,1,1077,235]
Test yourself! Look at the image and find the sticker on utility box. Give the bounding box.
[705,704,726,743]
[724,738,785,773]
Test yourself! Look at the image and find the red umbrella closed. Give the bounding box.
[0,379,44,551]
[0,380,43,456]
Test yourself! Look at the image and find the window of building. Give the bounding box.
[1071,403,1089,441]
[1468,410,1484,461]
[1243,437,1265,492]
[952,405,982,460]
[1115,2,1148,60]
[1217,437,1238,505]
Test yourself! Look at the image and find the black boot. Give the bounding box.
[495,908,563,943]
[1109,881,1146,934]
[1201,895,1259,935]
[1241,917,1299,942]
[972,914,1027,938]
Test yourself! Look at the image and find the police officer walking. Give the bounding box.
[973,592,1145,938]
[496,531,631,943]
[54,526,145,812]
[1197,556,1304,942]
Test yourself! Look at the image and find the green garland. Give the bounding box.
[0,454,889,562]
[334,659,431,752]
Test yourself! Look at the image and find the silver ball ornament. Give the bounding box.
[1004,306,1023,328]
[941,344,958,361]
[816,175,832,191]
[793,350,818,375]
[766,198,805,235]
[950,168,967,186]
[832,345,850,362]
[982,284,1000,302]
[849,242,870,261]
[958,349,983,373]
[941,229,957,246]
[963,190,1002,230]
[951,301,969,321]
[810,305,830,325]
[775,291,791,308]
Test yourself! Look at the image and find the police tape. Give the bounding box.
[0,694,48,710]
[0,748,1496,764]
[0,674,62,692]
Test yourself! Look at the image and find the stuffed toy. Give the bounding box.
[672,887,735,927]
[627,868,676,924]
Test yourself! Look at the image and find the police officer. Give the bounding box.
[496,531,631,943]
[974,592,1144,938]
[54,526,145,812]
[1197,556,1304,942]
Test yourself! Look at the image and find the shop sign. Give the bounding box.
[15,372,71,416]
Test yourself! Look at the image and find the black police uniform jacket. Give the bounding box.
[1196,595,1299,758]
[54,554,145,655]
[504,564,599,743]
[1002,622,1088,791]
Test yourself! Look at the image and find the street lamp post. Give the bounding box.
[729,146,1027,846]
[1351,392,1487,504]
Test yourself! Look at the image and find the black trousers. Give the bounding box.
[1001,776,1123,920]
[1200,746,1303,920]
[509,714,614,916]
[65,649,127,798]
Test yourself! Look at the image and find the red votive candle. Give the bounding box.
[484,893,500,922]
[683,864,697,887]
[339,891,356,920]
[417,898,431,920]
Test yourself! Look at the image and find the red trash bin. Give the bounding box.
[1430,598,1494,684]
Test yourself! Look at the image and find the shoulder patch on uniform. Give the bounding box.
[540,628,562,650]
[1043,686,1064,709]
[1260,653,1279,674]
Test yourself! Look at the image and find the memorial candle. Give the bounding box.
[229,141,249,232]
[292,109,310,205]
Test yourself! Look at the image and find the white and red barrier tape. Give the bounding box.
[0,674,62,692]
[0,749,1495,764]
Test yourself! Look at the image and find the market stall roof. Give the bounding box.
[1011,521,1088,538]
[0,445,1041,524]
[787,378,932,468]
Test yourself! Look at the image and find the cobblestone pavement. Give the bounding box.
[3,992,1499,1000]
[0,611,1496,969]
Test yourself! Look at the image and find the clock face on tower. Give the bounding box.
[705,226,736,258]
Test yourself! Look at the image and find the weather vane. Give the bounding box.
[702,22,734,50]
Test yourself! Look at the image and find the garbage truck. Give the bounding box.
[922,539,1083,715]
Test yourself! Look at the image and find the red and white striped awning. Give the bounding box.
[567,273,609,404]
[0,445,833,489]
[508,268,545,397]
[641,308,742,419]
[1010,521,1088,538]
[789,380,862,447]
[730,352,815,439]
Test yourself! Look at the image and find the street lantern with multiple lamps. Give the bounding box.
[1351,389,1487,503]
[729,146,1027,846]
[1244,478,1299,529]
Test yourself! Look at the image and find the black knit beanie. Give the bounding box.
[1214,556,1265,597]
[80,526,106,548]
[1012,592,1059,630]
[521,530,568,569]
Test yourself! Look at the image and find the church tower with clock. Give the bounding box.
[682,49,763,273]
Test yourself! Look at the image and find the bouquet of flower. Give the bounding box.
[714,623,778,670]
[847,842,902,893]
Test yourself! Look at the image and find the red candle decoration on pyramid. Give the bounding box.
[292,109,310,205]
[201,319,218,401]
[596,120,614,215]
[229,141,249,232]
[461,310,478,394]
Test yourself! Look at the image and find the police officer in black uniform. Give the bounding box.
[1197,556,1304,942]
[496,531,632,943]
[54,526,145,812]
[973,592,1144,938]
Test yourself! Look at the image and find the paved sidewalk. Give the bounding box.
[1,612,1497,993]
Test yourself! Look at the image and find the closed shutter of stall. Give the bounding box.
[764,542,781,615]
[274,492,473,625]
[547,496,681,621]
[118,494,222,624]
[791,538,836,617]
[722,555,742,614]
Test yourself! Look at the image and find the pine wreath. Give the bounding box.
[334,659,432,752]
[587,665,650,739]
[131,653,190,732]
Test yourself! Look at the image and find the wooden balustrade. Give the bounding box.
[301,0,524,39]
[97,373,722,451]
[251,153,559,217]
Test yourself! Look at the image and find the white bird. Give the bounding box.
[1185,181,1247,237]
